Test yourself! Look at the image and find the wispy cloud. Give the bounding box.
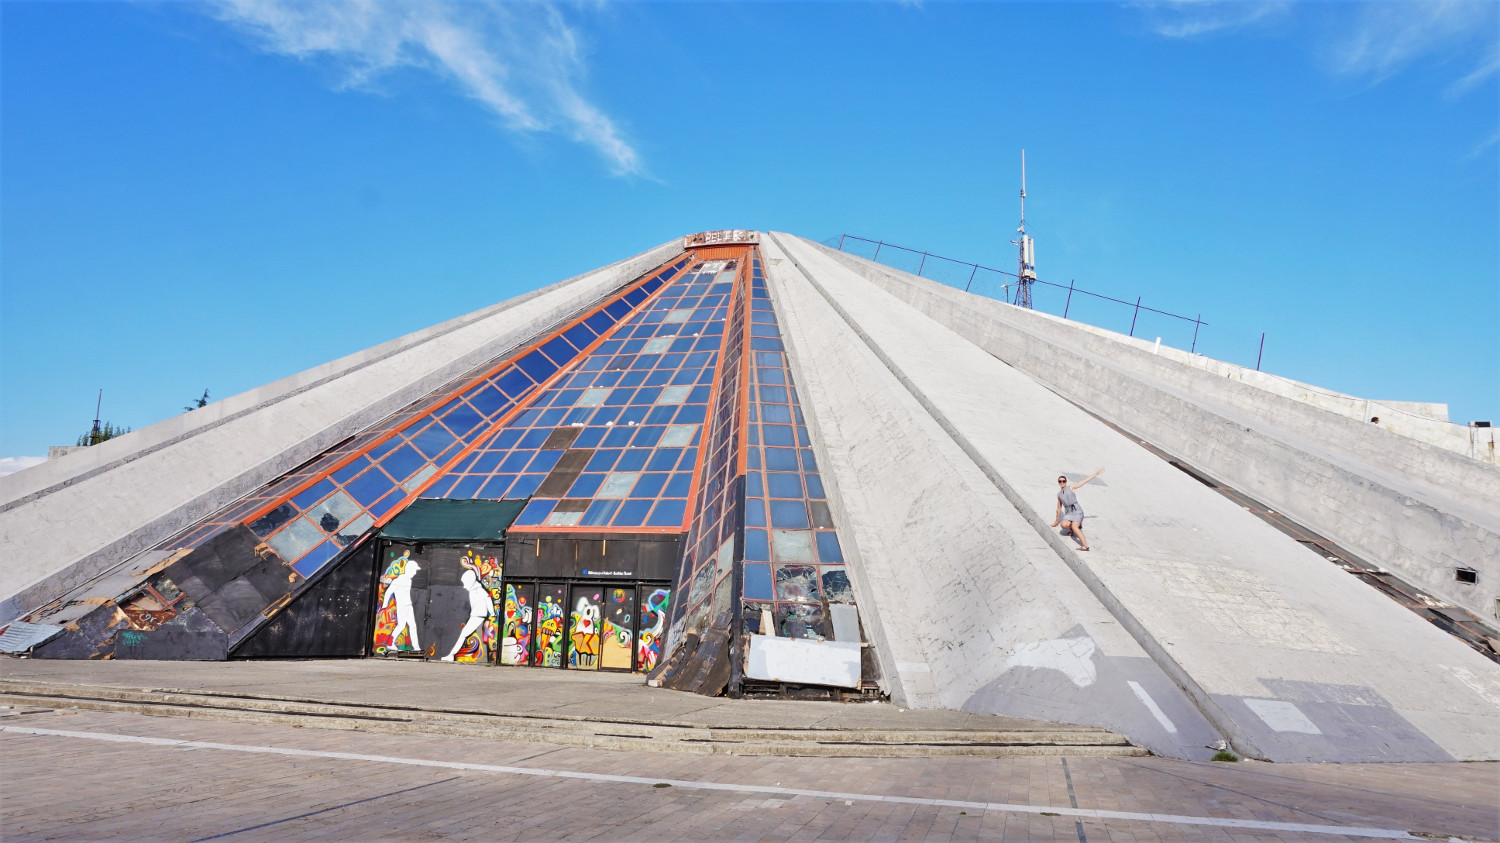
[1330,0,1498,93]
[1135,0,1291,39]
[0,456,45,478]
[1466,127,1500,161]
[208,0,641,175]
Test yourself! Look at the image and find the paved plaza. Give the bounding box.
[2,697,1497,841]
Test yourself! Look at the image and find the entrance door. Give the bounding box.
[500,582,534,666]
[533,583,567,667]
[567,585,602,670]
[600,587,635,670]
[637,586,670,672]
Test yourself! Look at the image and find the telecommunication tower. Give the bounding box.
[1011,150,1037,308]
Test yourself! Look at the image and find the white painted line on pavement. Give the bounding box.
[2,724,1419,839]
[1126,680,1178,734]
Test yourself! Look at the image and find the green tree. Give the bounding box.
[77,421,131,447]
[184,389,210,411]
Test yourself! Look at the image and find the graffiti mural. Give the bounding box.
[637,588,670,671]
[373,550,423,655]
[441,550,502,663]
[568,590,602,670]
[600,588,634,670]
[501,583,533,666]
[534,585,566,666]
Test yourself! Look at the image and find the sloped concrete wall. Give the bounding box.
[770,232,1500,763]
[760,235,1223,760]
[0,240,682,623]
[801,238,1500,625]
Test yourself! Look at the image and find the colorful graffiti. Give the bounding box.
[501,584,533,666]
[568,592,601,670]
[600,588,633,670]
[441,550,502,663]
[534,588,566,667]
[373,550,423,655]
[637,587,670,671]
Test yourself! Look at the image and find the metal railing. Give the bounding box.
[825,234,1219,358]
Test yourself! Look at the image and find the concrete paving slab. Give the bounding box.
[2,709,1495,841]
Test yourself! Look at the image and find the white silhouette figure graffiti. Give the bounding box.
[442,569,495,661]
[384,558,421,652]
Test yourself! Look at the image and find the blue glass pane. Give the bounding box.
[508,474,546,498]
[479,475,515,499]
[615,448,650,471]
[290,479,335,512]
[443,404,485,438]
[763,448,798,470]
[665,472,692,498]
[612,499,652,526]
[378,443,427,482]
[518,428,550,449]
[647,499,686,527]
[604,300,630,320]
[816,531,844,563]
[767,472,803,498]
[745,498,766,527]
[630,473,667,498]
[491,429,524,450]
[331,456,370,485]
[410,423,456,460]
[762,425,795,446]
[467,384,507,417]
[345,468,396,506]
[743,563,773,600]
[496,369,534,398]
[584,310,614,336]
[575,427,605,448]
[449,476,485,499]
[423,475,458,499]
[515,498,557,526]
[563,323,596,349]
[567,473,606,498]
[516,351,558,384]
[580,499,620,527]
[805,474,826,499]
[540,336,577,365]
[527,450,564,473]
[291,540,340,578]
[368,489,406,519]
[769,500,810,529]
[744,529,770,562]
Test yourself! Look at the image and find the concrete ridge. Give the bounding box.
[767,232,1255,758]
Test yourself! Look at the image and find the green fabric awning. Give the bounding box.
[378,498,526,543]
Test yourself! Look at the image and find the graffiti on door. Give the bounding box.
[638,587,670,671]
[568,590,602,670]
[441,550,502,663]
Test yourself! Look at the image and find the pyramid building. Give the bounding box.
[3,231,1498,764]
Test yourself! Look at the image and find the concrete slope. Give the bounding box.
[759,235,1223,761]
[769,232,1500,763]
[803,241,1500,629]
[0,240,681,623]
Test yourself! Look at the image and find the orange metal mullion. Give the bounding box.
[674,246,750,532]
[240,252,692,526]
[735,247,757,478]
[387,253,700,522]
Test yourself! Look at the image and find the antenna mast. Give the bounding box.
[1011,150,1037,308]
[90,389,103,446]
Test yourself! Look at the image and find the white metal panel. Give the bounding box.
[746,634,861,689]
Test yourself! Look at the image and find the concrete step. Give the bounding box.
[0,681,1145,758]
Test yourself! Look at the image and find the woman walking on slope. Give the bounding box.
[1052,468,1105,551]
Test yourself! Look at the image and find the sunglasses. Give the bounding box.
[1057,478,1068,483]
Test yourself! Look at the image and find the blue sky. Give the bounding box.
[3,0,1496,471]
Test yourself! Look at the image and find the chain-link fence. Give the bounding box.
[822,234,1226,362]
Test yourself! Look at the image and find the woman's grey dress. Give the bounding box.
[1058,487,1084,522]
